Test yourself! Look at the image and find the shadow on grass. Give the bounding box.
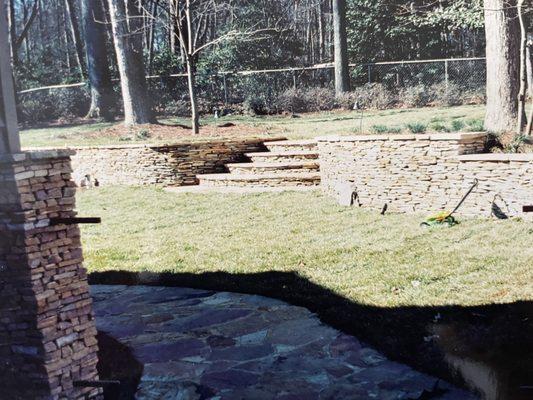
[89,270,533,400]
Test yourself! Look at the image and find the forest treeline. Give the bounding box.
[5,0,533,137]
[7,0,484,91]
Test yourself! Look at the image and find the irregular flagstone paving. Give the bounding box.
[91,285,478,400]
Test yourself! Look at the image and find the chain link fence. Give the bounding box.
[18,57,486,123]
[147,57,486,109]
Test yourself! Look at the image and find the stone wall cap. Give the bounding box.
[458,153,533,162]
[28,149,76,160]
[317,132,486,143]
[0,149,76,164]
[0,153,27,163]
[429,132,486,141]
[26,136,287,151]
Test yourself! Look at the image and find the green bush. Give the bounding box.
[465,118,485,132]
[406,122,427,134]
[352,83,396,110]
[430,82,462,107]
[398,85,431,108]
[430,122,450,132]
[451,119,466,131]
[371,124,402,134]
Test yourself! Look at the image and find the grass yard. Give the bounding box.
[81,187,532,308]
[21,105,485,148]
[81,187,533,394]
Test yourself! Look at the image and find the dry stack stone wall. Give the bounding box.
[70,138,283,186]
[0,150,101,399]
[318,133,533,220]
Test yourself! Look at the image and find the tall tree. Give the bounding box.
[81,0,113,120]
[483,0,521,132]
[64,0,86,78]
[332,0,350,94]
[107,0,155,125]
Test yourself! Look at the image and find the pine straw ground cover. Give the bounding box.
[81,187,533,395]
[20,105,485,148]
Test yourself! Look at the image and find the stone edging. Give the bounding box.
[23,136,287,152]
[0,149,75,164]
[457,153,533,162]
[316,132,486,143]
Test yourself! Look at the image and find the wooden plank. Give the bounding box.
[0,0,21,154]
[49,217,102,226]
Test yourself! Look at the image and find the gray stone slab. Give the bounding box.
[91,285,478,400]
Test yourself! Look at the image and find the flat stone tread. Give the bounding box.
[246,150,319,157]
[266,139,318,146]
[226,161,320,169]
[198,172,321,181]
[91,285,477,400]
[166,186,320,194]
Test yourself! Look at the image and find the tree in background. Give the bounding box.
[168,0,277,133]
[107,0,155,125]
[483,0,521,133]
[81,0,114,120]
[332,0,350,94]
[64,0,86,79]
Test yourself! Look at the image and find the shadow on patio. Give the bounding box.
[89,270,533,400]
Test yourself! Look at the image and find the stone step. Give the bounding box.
[246,150,319,163]
[265,139,318,152]
[198,172,321,188]
[226,161,320,175]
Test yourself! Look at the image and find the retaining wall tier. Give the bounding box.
[66,137,285,187]
[0,150,101,399]
[318,133,532,220]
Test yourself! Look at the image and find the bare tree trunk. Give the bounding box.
[81,0,114,120]
[7,0,17,67]
[526,35,533,136]
[332,0,350,94]
[186,56,199,134]
[64,0,86,79]
[483,0,521,133]
[107,0,156,125]
[516,0,527,135]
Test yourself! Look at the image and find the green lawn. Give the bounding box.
[80,186,531,308]
[21,105,486,148]
[80,187,533,390]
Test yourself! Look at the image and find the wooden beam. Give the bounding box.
[0,0,21,155]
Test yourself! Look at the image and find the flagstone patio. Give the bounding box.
[91,285,478,400]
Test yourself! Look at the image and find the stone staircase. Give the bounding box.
[196,139,320,189]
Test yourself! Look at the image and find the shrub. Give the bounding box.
[335,91,359,110]
[465,118,485,132]
[398,85,431,108]
[273,87,336,114]
[162,100,190,117]
[19,86,91,124]
[451,119,465,131]
[430,82,462,107]
[244,96,268,115]
[406,122,427,134]
[372,124,389,133]
[303,87,336,111]
[431,122,450,132]
[352,83,396,110]
[372,125,402,134]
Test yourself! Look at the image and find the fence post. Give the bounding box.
[292,69,297,90]
[444,59,449,89]
[367,65,371,84]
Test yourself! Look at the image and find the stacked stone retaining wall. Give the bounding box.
[69,138,284,186]
[318,133,532,220]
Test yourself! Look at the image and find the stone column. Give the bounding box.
[0,150,101,399]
